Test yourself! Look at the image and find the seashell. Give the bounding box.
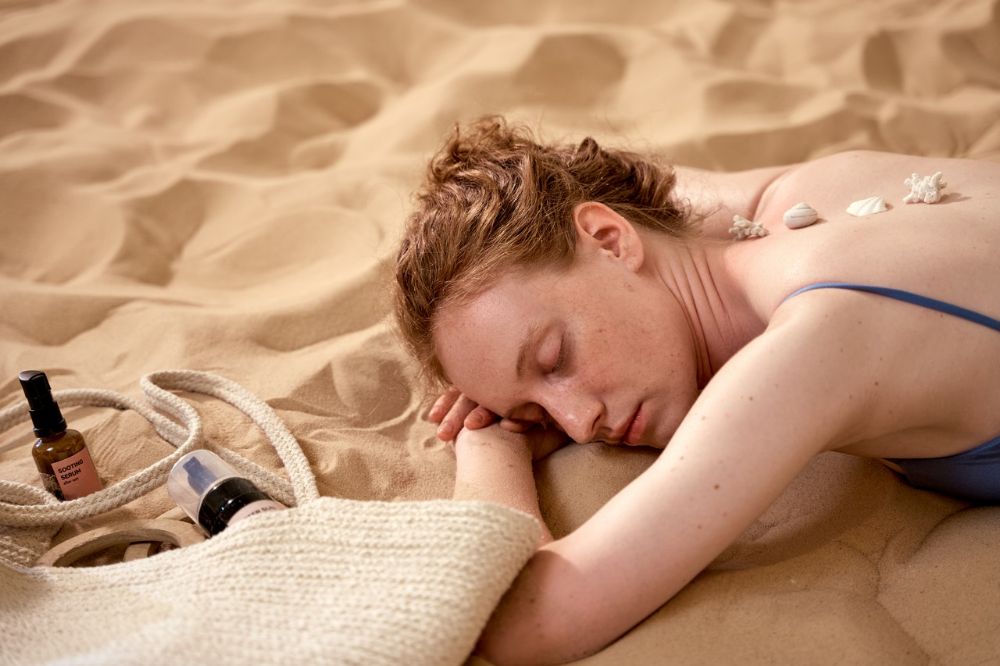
[729,214,768,240]
[846,195,888,217]
[903,171,946,204]
[782,202,819,229]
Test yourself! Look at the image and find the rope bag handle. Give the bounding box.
[0,370,319,527]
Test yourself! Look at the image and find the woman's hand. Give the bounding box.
[428,387,495,440]
[455,422,568,462]
[428,387,537,441]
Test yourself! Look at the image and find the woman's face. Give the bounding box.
[433,210,702,448]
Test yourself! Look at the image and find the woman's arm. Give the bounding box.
[453,426,556,546]
[474,298,877,665]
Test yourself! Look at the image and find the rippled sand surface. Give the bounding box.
[1,1,999,663]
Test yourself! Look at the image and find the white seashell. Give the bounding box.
[782,202,819,229]
[729,214,768,240]
[903,171,946,204]
[846,195,888,217]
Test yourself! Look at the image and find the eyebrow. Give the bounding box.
[516,323,542,380]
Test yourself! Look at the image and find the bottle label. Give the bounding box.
[52,447,103,500]
[229,500,285,525]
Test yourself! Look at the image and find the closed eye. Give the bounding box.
[549,333,570,375]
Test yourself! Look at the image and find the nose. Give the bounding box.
[541,389,603,444]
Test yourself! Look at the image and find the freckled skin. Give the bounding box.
[435,150,1000,463]
[437,151,1000,665]
[435,209,703,447]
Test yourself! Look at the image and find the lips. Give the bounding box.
[605,404,646,445]
[623,404,645,445]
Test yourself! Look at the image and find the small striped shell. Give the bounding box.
[846,195,888,217]
[783,202,819,229]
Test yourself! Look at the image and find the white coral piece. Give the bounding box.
[846,195,888,217]
[903,171,946,204]
[729,214,768,240]
[783,202,819,229]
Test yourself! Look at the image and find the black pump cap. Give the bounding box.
[183,456,215,496]
[18,370,67,438]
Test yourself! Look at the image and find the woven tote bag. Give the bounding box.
[0,370,540,666]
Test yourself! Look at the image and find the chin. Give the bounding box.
[644,410,684,449]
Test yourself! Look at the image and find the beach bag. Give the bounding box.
[0,370,539,665]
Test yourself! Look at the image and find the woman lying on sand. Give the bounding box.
[393,117,1000,665]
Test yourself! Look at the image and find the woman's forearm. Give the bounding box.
[453,430,554,546]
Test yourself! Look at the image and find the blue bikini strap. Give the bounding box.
[783,282,1000,333]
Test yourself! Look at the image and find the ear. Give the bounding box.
[572,202,644,271]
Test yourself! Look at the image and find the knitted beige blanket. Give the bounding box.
[0,372,540,666]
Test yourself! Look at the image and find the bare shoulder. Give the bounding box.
[684,295,879,454]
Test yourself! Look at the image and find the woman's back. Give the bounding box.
[709,150,1000,460]
[748,151,1000,313]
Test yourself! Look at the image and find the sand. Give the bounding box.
[1,0,999,663]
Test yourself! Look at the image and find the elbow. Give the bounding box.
[471,553,611,665]
[471,542,626,665]
[473,618,544,666]
[474,613,603,666]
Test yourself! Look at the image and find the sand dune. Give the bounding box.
[1,0,999,663]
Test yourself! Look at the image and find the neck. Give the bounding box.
[641,231,766,387]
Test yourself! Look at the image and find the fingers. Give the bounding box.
[429,387,501,441]
[428,387,462,423]
[436,394,480,441]
[499,418,532,433]
[464,405,498,430]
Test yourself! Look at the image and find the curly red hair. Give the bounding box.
[394,116,692,386]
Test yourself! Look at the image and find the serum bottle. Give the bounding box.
[19,370,103,501]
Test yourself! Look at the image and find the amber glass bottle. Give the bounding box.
[19,370,103,501]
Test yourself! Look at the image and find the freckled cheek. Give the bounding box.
[446,355,509,397]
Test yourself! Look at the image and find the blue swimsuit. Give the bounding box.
[784,282,1000,503]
